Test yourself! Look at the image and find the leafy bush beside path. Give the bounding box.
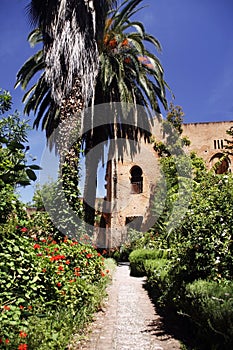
[0,229,111,349]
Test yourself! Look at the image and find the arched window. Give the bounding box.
[210,153,230,174]
[130,165,143,193]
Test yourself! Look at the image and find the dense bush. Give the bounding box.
[144,259,172,301]
[170,173,233,284]
[182,280,233,349]
[0,229,110,349]
[129,248,171,277]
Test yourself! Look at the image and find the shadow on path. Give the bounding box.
[142,282,202,350]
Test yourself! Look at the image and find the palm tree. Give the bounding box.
[16,0,170,232]
[26,0,116,106]
[82,0,170,227]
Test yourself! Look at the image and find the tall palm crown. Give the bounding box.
[17,0,170,145]
[83,0,170,161]
[27,0,116,106]
[97,0,168,110]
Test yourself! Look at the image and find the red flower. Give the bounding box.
[97,253,101,257]
[71,241,78,246]
[50,255,66,261]
[5,339,10,344]
[3,305,10,311]
[86,253,92,259]
[21,227,27,233]
[58,265,64,271]
[109,38,117,48]
[57,282,62,287]
[124,57,131,64]
[51,240,57,245]
[74,267,80,271]
[65,260,70,265]
[0,338,2,343]
[122,38,129,46]
[18,344,28,350]
[69,279,75,283]
[19,305,24,310]
[101,271,106,277]
[19,331,28,338]
[74,272,80,277]
[28,306,32,310]
[106,269,110,274]
[42,268,46,273]
[33,244,41,249]
[41,239,47,243]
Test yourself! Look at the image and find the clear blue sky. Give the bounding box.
[0,0,233,202]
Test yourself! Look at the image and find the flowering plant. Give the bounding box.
[0,229,110,349]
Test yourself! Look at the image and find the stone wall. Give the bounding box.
[98,120,233,248]
[183,121,233,172]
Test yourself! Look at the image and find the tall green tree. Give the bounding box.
[0,89,39,223]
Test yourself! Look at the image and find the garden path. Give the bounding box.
[70,262,181,350]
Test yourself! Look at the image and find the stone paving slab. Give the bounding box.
[70,263,181,350]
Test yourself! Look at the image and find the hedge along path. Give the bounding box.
[70,263,181,350]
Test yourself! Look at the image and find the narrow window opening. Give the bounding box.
[130,166,143,194]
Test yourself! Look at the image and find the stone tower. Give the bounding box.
[96,119,233,248]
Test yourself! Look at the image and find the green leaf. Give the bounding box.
[26,168,37,181]
[31,275,41,284]
[18,179,31,186]
[8,141,25,151]
[28,164,42,170]
[14,164,26,171]
[0,136,8,144]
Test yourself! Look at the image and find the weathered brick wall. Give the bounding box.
[183,121,233,172]
[103,120,233,247]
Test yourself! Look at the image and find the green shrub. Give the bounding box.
[182,280,233,349]
[0,230,109,349]
[173,174,233,282]
[144,258,172,301]
[129,248,170,277]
